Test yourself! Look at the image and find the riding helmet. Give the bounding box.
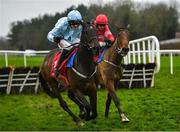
[95,14,108,25]
[67,10,83,24]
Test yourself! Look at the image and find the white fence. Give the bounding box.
[0,36,180,74]
[0,50,49,67]
[124,36,160,73]
[123,35,180,74]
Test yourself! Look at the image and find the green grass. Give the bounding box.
[0,55,44,68]
[0,56,180,131]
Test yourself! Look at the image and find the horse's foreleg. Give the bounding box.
[105,93,112,117]
[57,93,84,126]
[74,90,91,121]
[88,87,97,120]
[106,80,129,122]
[67,90,86,119]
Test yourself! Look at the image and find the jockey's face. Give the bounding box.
[69,21,81,29]
[70,23,80,29]
[97,24,105,31]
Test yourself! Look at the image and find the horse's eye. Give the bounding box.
[119,28,124,31]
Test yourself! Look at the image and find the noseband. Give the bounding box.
[115,47,129,57]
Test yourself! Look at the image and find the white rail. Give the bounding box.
[124,35,160,73]
[160,50,180,74]
[0,50,49,67]
[0,36,180,74]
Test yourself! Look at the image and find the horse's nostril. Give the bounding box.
[122,47,129,55]
[126,48,129,52]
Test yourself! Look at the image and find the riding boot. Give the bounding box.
[54,49,68,79]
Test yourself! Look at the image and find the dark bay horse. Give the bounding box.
[96,27,130,122]
[39,23,99,126]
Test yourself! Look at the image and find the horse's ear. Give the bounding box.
[114,23,121,30]
[126,24,130,30]
[90,19,95,25]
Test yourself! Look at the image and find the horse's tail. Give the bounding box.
[39,72,56,98]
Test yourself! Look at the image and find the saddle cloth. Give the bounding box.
[50,48,78,79]
[94,47,107,64]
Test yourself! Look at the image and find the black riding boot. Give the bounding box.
[54,49,68,78]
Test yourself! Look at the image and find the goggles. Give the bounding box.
[97,24,106,27]
[69,20,81,26]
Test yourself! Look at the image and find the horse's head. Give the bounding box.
[80,22,99,49]
[113,26,129,57]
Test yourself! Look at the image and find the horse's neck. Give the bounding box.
[105,40,123,66]
[74,43,95,75]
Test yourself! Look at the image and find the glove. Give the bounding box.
[105,42,112,47]
[53,36,63,43]
[104,38,112,47]
[104,38,111,43]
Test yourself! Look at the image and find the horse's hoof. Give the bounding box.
[77,121,84,127]
[121,113,130,122]
[79,111,86,119]
[79,114,85,119]
[91,114,97,120]
[85,116,91,121]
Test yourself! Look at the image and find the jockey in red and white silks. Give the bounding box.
[94,14,115,47]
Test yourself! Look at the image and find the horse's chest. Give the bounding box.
[114,71,122,80]
[102,66,122,79]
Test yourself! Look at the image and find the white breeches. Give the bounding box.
[58,38,80,50]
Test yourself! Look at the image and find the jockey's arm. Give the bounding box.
[47,17,66,43]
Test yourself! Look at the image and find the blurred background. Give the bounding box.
[0,0,180,50]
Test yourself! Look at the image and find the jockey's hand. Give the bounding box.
[104,38,112,47]
[53,36,63,43]
[105,42,112,47]
[104,38,112,44]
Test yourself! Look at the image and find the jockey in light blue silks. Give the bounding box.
[47,10,83,78]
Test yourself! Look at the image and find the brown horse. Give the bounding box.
[96,27,130,122]
[39,23,99,126]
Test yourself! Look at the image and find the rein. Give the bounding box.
[102,29,129,69]
[82,36,98,50]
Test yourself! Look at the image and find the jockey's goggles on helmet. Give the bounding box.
[69,20,81,26]
[97,24,106,27]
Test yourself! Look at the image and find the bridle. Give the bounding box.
[71,24,98,79]
[114,28,129,57]
[103,28,129,69]
[82,25,98,49]
[81,36,98,50]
